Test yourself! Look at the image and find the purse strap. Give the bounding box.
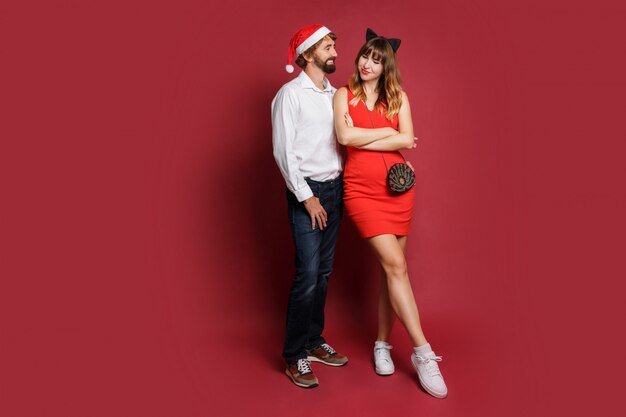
[364,104,390,171]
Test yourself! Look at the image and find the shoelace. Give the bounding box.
[320,343,337,355]
[297,359,313,375]
[375,344,393,362]
[415,355,443,377]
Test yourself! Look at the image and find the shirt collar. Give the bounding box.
[298,70,334,93]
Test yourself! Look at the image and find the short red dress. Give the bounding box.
[343,89,414,238]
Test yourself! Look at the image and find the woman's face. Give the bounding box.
[358,52,384,82]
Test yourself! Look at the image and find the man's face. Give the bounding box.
[311,37,337,74]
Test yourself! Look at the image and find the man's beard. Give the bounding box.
[314,55,336,74]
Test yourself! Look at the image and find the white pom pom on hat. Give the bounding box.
[285,24,331,73]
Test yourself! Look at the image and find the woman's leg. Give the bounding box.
[376,265,395,341]
[368,234,427,347]
[376,235,411,341]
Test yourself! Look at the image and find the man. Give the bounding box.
[272,24,348,389]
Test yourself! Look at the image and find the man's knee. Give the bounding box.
[293,262,320,286]
[290,267,319,302]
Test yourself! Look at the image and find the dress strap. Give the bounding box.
[345,86,353,101]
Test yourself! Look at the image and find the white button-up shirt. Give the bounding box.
[272,71,343,202]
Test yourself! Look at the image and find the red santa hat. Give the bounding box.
[285,24,332,73]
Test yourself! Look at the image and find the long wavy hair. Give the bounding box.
[349,37,403,121]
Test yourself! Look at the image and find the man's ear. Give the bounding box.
[303,52,313,63]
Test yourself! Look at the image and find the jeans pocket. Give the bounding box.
[306,181,320,199]
[287,189,312,227]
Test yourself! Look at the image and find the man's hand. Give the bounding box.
[303,196,327,230]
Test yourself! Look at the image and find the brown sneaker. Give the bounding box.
[306,343,348,367]
[285,359,319,388]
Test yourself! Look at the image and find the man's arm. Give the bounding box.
[271,87,328,230]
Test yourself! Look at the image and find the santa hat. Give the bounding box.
[285,24,332,73]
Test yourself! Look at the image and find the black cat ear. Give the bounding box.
[366,28,378,42]
[366,28,401,52]
[387,38,401,52]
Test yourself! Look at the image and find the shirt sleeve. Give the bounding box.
[271,87,313,202]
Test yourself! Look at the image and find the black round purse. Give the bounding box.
[386,161,415,193]
[364,102,415,194]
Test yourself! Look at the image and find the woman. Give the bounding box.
[333,28,448,398]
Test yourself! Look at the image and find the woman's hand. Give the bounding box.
[344,112,354,127]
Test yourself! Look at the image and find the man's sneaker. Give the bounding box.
[373,341,395,375]
[306,343,348,367]
[285,359,319,388]
[411,350,448,398]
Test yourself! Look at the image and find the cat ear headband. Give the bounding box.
[366,28,401,52]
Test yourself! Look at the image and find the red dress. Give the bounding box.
[343,89,414,238]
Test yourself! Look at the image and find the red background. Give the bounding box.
[1,1,625,416]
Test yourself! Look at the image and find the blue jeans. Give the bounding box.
[282,176,343,364]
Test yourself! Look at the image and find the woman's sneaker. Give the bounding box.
[411,349,448,398]
[373,341,395,375]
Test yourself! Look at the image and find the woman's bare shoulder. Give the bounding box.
[335,86,349,96]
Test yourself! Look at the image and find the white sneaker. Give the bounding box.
[411,350,448,398]
[373,341,395,375]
